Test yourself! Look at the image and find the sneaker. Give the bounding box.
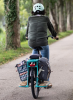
[44,82,52,89]
[39,81,52,88]
[19,81,27,86]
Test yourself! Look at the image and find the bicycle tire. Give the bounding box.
[31,69,39,99]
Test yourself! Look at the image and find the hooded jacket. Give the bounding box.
[25,15,57,48]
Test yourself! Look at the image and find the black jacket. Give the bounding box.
[25,15,57,48]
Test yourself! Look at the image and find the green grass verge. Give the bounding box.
[0,30,73,65]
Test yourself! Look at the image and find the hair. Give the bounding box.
[31,10,46,15]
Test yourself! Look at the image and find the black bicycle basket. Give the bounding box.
[38,57,51,81]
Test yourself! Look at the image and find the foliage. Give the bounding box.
[4,0,17,25]
[20,6,29,26]
[19,0,32,13]
[0,28,6,51]
[49,0,58,5]
[49,0,58,10]
[0,0,4,20]
[19,0,32,27]
[20,28,26,42]
[0,28,3,34]
[43,0,49,15]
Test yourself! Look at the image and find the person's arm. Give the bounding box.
[47,17,57,38]
[25,22,29,39]
[25,18,29,39]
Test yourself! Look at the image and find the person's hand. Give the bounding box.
[53,36,59,40]
[26,37,28,40]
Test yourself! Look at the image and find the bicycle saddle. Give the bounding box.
[33,46,42,50]
[30,54,42,59]
[30,46,42,59]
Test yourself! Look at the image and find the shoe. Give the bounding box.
[39,81,52,88]
[19,81,27,86]
[44,82,52,89]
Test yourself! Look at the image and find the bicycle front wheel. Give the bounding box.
[31,69,39,99]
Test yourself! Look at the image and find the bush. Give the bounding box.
[20,28,26,42]
[0,31,6,50]
[0,28,3,34]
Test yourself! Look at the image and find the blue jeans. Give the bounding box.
[32,45,49,60]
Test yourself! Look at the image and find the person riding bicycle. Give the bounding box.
[20,3,58,88]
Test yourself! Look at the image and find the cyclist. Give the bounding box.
[20,3,58,88]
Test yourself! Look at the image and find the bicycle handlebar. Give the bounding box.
[47,35,59,40]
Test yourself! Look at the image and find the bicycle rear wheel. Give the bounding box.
[31,69,39,99]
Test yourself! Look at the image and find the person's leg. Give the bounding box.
[40,45,49,60]
[32,49,38,54]
[40,45,51,82]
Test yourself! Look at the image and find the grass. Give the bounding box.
[0,30,73,65]
[59,30,73,38]
[0,47,31,65]
[0,40,32,65]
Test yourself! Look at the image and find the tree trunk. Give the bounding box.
[33,0,43,5]
[70,0,73,30]
[49,4,58,34]
[67,0,71,30]
[59,0,66,32]
[13,0,20,48]
[63,2,67,31]
[4,0,20,49]
[55,3,58,25]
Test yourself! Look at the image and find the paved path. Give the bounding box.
[0,34,73,100]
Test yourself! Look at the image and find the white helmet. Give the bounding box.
[33,3,44,12]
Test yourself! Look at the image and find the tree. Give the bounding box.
[58,0,66,32]
[67,0,71,30]
[71,0,73,29]
[43,0,49,16]
[4,0,20,49]
[49,0,58,33]
[33,0,43,5]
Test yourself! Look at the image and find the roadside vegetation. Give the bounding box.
[0,28,73,65]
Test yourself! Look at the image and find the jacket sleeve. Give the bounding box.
[47,17,57,37]
[25,18,29,37]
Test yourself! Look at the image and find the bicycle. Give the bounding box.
[19,35,59,99]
